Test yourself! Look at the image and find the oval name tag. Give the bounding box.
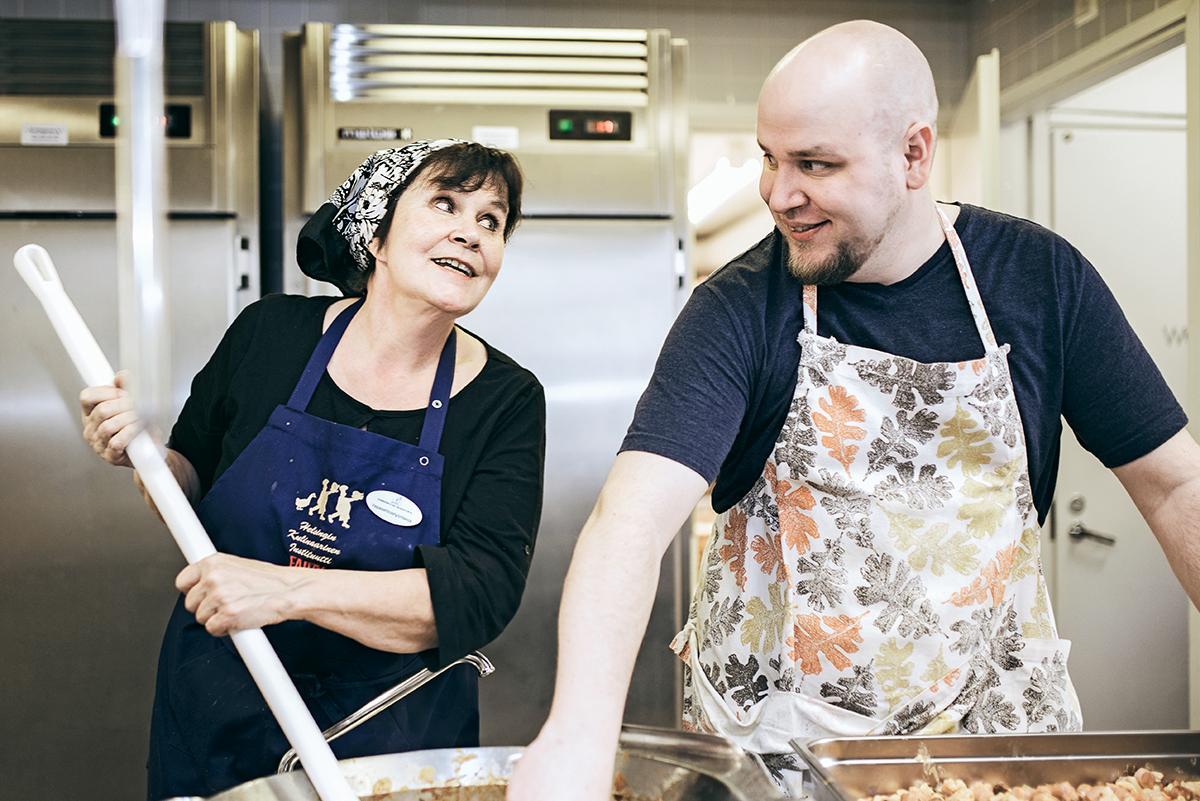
[366,490,423,527]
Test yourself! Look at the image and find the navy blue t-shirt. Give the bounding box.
[621,204,1187,521]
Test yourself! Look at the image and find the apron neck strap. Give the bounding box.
[288,299,364,409]
[935,205,998,350]
[288,299,457,450]
[417,328,456,451]
[799,207,999,351]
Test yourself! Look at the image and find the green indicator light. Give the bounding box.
[557,118,573,133]
[111,116,120,126]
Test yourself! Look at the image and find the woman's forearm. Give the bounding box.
[288,567,438,653]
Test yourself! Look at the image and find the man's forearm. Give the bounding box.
[1142,475,1200,610]
[545,504,669,746]
[1116,430,1200,610]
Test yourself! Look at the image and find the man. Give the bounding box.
[508,19,1200,799]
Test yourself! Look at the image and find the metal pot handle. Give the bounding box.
[276,651,495,773]
[617,723,786,801]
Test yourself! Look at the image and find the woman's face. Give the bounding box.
[367,171,509,316]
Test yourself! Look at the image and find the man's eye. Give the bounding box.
[762,154,778,170]
[801,160,832,172]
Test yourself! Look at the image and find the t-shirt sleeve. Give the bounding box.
[167,300,264,494]
[619,282,755,482]
[414,380,546,669]
[1058,241,1188,467]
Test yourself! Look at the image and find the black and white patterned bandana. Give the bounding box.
[297,138,463,295]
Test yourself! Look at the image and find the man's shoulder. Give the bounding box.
[698,229,797,303]
[958,203,1076,255]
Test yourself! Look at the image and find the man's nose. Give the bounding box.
[762,168,807,215]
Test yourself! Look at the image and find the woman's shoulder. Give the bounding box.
[459,328,544,404]
[235,293,341,339]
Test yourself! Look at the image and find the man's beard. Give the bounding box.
[784,236,867,285]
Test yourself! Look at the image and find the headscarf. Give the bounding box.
[297,138,464,295]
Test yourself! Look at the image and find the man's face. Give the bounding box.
[756,86,904,284]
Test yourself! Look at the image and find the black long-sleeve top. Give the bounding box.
[168,293,546,669]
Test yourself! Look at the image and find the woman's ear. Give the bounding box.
[367,237,384,264]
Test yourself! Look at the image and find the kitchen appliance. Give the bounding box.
[0,19,260,800]
[282,22,691,744]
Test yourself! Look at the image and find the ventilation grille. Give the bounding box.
[0,20,205,97]
[328,24,651,106]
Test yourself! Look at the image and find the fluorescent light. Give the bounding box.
[687,157,760,226]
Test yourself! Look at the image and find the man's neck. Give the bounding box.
[848,196,957,286]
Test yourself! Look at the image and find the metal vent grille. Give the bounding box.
[329,24,651,106]
[0,20,205,97]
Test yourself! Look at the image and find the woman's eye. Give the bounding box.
[479,215,500,232]
[433,197,454,212]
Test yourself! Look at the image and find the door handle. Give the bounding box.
[1067,522,1116,546]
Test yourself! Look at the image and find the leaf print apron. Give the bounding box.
[671,207,1082,796]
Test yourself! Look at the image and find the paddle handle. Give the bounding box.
[13,244,357,801]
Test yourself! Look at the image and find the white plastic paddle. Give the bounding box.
[14,243,357,801]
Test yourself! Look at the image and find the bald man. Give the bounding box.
[508,20,1200,799]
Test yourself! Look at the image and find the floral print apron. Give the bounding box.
[671,208,1082,794]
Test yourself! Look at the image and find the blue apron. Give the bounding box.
[146,300,478,799]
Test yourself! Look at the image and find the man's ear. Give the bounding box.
[902,122,936,190]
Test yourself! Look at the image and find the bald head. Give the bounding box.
[760,20,938,147]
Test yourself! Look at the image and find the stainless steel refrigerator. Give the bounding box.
[283,22,691,743]
[0,19,260,800]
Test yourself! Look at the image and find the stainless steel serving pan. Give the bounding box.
[794,731,1200,801]
[168,725,785,801]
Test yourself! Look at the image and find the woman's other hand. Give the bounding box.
[177,554,311,636]
[80,370,140,467]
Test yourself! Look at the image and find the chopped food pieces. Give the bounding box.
[858,769,1200,801]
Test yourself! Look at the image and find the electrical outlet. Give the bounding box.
[1074,0,1099,27]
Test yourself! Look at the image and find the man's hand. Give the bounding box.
[508,724,615,801]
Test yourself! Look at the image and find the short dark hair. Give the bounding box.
[349,143,524,293]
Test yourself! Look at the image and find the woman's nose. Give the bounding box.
[451,229,480,250]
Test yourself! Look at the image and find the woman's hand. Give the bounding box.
[79,370,140,467]
[177,554,311,636]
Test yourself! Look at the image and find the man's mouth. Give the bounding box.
[432,257,476,278]
[784,220,828,240]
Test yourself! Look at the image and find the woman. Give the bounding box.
[79,140,545,799]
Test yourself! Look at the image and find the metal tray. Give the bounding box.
[794,731,1200,801]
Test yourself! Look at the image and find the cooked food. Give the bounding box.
[859,769,1200,801]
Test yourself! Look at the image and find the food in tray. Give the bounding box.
[859,769,1200,801]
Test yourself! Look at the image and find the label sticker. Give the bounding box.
[471,125,519,149]
[338,126,413,142]
[366,490,423,527]
[21,124,68,146]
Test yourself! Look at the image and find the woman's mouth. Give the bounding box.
[432,257,476,278]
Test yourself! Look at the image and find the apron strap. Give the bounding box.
[417,328,457,451]
[288,298,364,409]
[935,205,999,350]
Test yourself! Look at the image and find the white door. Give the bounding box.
[933,49,1000,206]
[1047,47,1189,729]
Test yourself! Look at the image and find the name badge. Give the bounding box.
[366,490,423,527]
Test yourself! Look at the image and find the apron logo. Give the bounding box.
[294,478,364,530]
